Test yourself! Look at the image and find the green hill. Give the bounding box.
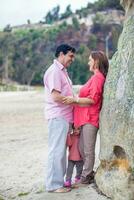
[0,0,124,86]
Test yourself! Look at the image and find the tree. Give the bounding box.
[93,0,123,11]
[51,5,60,21]
[72,17,80,30]
[88,34,97,50]
[45,11,53,24]
[68,45,91,84]
[0,32,14,83]
[92,13,105,25]
[44,5,60,24]
[60,5,73,19]
[3,24,12,32]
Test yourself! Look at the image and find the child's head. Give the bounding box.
[73,127,81,135]
[71,124,81,135]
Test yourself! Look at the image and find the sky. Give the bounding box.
[0,0,96,28]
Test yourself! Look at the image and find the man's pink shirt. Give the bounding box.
[43,59,73,123]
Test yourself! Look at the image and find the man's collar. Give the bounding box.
[54,59,65,70]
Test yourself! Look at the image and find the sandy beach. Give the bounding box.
[0,91,109,200]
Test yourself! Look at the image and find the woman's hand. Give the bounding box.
[62,96,94,105]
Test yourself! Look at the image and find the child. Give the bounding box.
[64,125,83,187]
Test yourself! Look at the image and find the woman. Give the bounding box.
[63,51,109,184]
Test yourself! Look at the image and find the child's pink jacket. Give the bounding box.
[66,134,82,161]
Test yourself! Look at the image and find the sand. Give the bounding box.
[0,91,109,200]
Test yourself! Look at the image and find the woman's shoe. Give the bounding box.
[64,180,71,187]
[74,177,81,184]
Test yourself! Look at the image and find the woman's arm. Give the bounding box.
[74,96,94,105]
[62,96,95,106]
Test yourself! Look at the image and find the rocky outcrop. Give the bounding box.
[95,1,134,200]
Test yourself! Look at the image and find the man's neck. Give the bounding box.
[57,58,66,68]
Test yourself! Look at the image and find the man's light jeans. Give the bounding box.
[46,117,69,191]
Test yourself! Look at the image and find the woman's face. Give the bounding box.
[88,55,95,72]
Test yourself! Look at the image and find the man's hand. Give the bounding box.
[62,96,75,104]
[51,90,75,105]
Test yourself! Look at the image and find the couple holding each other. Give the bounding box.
[44,44,109,193]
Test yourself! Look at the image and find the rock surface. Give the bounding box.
[95,1,134,200]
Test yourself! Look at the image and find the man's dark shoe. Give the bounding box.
[81,171,95,184]
[88,170,95,183]
[72,171,95,187]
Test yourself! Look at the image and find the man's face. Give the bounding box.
[62,51,75,67]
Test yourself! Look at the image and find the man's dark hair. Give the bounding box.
[55,44,76,58]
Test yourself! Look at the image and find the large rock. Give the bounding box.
[95,1,134,200]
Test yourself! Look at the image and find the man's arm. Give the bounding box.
[51,89,66,103]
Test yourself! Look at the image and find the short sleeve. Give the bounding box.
[44,69,62,93]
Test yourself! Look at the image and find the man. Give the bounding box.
[44,44,76,193]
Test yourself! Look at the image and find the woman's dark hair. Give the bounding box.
[91,51,109,77]
[55,44,76,58]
